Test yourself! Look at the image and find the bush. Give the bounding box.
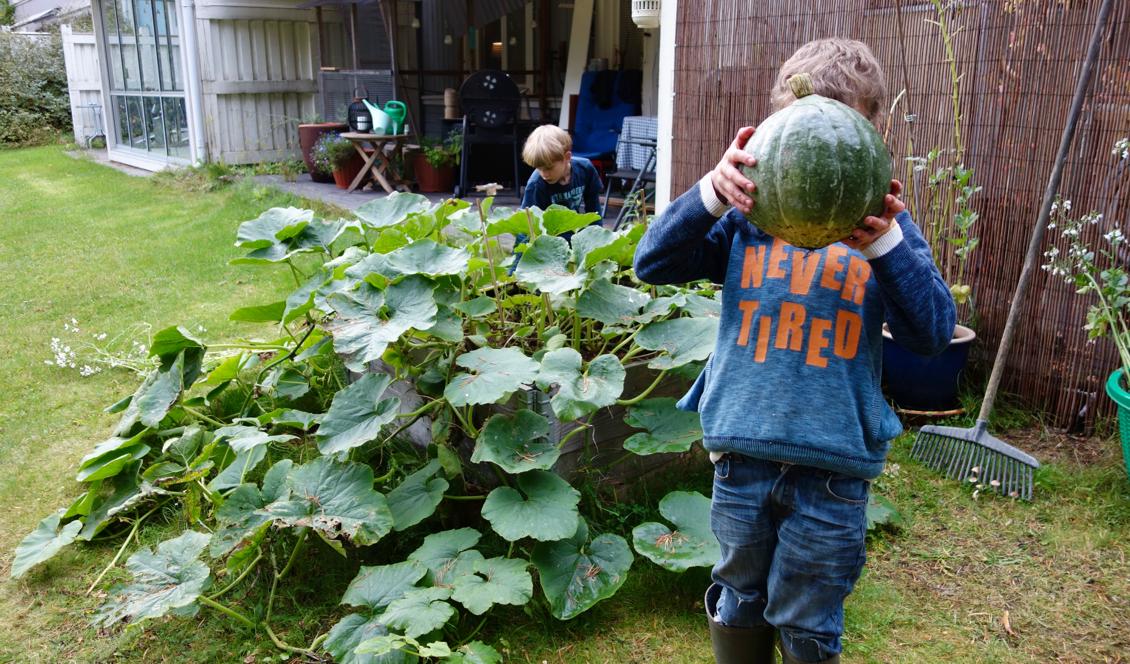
[0,32,71,146]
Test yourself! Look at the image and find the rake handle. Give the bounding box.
[976,0,1115,425]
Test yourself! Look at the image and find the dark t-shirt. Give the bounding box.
[520,156,603,214]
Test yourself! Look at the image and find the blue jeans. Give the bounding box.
[709,453,870,662]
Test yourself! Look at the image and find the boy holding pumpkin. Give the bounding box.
[633,38,955,663]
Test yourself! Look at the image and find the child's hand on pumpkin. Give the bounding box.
[710,127,758,214]
[842,180,905,251]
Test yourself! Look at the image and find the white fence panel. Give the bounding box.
[61,25,107,147]
[195,2,319,164]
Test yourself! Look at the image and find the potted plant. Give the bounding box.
[297,116,347,184]
[313,132,364,189]
[881,2,978,413]
[1043,142,1130,475]
[414,129,463,193]
[881,152,980,412]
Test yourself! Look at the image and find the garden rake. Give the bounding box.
[910,0,1115,501]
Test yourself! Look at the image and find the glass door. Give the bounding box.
[101,0,189,160]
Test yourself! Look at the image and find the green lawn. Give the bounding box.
[1,146,1128,663]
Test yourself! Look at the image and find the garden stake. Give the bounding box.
[911,0,1114,501]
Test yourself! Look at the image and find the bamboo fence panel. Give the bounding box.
[672,0,1129,432]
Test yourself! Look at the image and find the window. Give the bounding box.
[100,0,187,159]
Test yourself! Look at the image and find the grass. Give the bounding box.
[1,146,1129,663]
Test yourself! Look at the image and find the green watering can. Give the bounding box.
[360,99,391,134]
[383,100,407,135]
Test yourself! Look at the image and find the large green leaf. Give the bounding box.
[212,424,296,452]
[229,300,286,323]
[113,351,186,434]
[327,277,438,372]
[235,207,313,248]
[264,457,394,546]
[571,225,632,268]
[635,318,719,369]
[541,206,600,236]
[536,349,625,421]
[356,635,449,659]
[349,239,471,281]
[447,642,502,664]
[380,586,455,638]
[632,491,719,571]
[513,235,585,294]
[263,366,309,400]
[11,509,82,579]
[471,410,557,473]
[148,326,205,361]
[623,397,703,455]
[866,494,905,533]
[93,531,211,627]
[233,219,347,264]
[354,192,432,230]
[531,518,633,620]
[285,268,331,323]
[316,373,401,455]
[209,468,279,560]
[407,528,483,587]
[576,278,651,326]
[485,206,537,237]
[444,347,539,407]
[208,445,268,492]
[76,430,151,482]
[79,469,173,540]
[386,460,449,531]
[450,556,533,615]
[680,293,722,319]
[342,561,427,610]
[481,470,579,542]
[324,613,417,664]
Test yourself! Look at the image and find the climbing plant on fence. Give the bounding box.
[12,194,724,662]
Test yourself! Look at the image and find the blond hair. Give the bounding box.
[770,38,887,122]
[522,124,572,169]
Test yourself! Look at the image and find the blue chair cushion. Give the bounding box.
[572,70,641,159]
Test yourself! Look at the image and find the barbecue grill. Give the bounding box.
[456,70,523,198]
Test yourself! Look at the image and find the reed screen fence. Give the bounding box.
[671,0,1130,433]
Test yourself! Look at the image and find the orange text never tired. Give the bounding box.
[734,237,870,368]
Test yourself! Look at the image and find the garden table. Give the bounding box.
[339,132,415,194]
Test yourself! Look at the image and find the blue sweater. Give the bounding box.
[633,178,956,479]
[521,157,603,214]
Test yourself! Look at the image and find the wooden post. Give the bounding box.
[350,3,360,70]
[539,0,549,119]
[315,6,325,66]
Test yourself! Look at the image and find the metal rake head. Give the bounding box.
[911,424,1040,501]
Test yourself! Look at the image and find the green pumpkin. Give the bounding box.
[740,73,892,249]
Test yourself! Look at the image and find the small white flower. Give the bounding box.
[1104,228,1124,244]
[70,318,78,326]
[96,332,107,341]
[1064,200,1072,211]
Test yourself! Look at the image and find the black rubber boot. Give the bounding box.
[704,584,777,664]
[780,645,840,664]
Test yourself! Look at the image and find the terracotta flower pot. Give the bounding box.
[332,152,366,189]
[299,122,348,183]
[413,153,455,193]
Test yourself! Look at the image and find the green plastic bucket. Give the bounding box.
[1104,368,1130,478]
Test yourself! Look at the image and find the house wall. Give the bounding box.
[193,0,320,164]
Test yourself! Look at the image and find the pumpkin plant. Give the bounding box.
[12,193,722,661]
